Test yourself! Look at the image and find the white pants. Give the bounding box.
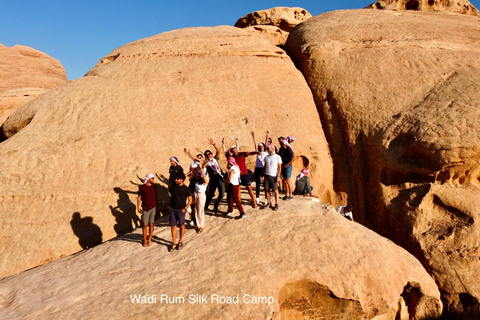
[194,191,206,228]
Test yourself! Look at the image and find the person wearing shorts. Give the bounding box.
[169,173,193,252]
[222,137,259,208]
[137,173,157,247]
[278,138,296,200]
[262,145,282,210]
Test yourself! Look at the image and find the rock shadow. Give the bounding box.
[70,212,103,249]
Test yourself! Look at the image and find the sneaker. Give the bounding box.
[287,196,293,200]
[273,204,279,211]
[256,197,260,205]
[224,211,233,216]
[189,221,195,226]
[236,214,246,220]
[282,195,288,200]
[264,199,269,206]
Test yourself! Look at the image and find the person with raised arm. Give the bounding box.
[222,136,259,208]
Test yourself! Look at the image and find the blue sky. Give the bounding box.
[1,0,478,80]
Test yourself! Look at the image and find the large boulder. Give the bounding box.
[0,44,67,127]
[285,9,480,318]
[0,198,442,319]
[235,7,312,32]
[366,0,479,16]
[0,26,335,278]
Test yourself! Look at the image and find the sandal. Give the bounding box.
[177,242,183,250]
[169,244,176,252]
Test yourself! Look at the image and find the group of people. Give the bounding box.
[137,131,350,251]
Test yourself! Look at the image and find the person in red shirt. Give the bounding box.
[137,173,157,247]
[222,137,259,208]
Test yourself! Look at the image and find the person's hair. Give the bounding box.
[197,176,205,184]
[197,153,204,158]
[175,173,186,181]
[204,149,212,156]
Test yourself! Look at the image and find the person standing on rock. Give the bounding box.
[261,145,282,211]
[169,173,193,252]
[194,161,209,233]
[222,137,259,208]
[204,139,225,214]
[224,157,246,219]
[137,173,157,247]
[278,138,296,200]
[251,131,269,206]
[168,157,184,190]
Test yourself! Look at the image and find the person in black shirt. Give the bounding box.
[168,157,184,190]
[168,173,192,252]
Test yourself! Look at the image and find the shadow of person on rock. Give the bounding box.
[70,212,103,249]
[110,187,140,235]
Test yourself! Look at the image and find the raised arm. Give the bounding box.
[251,131,257,150]
[208,138,220,158]
[184,148,203,163]
[265,130,270,145]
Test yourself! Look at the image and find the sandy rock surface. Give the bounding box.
[0,44,67,126]
[0,197,442,320]
[0,26,335,279]
[285,9,480,317]
[366,0,479,16]
[235,7,312,33]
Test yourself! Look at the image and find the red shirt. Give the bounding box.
[234,153,248,175]
[138,184,157,211]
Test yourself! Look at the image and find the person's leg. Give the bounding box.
[214,180,225,213]
[142,225,148,247]
[179,226,186,246]
[205,179,216,210]
[148,223,154,246]
[265,188,271,206]
[274,190,279,207]
[227,184,234,214]
[178,209,186,249]
[171,226,177,247]
[169,208,177,251]
[198,192,206,229]
[254,167,262,200]
[233,185,245,215]
[246,185,257,208]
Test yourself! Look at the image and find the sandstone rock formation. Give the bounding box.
[0,44,68,127]
[0,26,335,279]
[285,9,480,318]
[235,7,312,33]
[0,198,443,319]
[366,0,479,16]
[241,25,289,46]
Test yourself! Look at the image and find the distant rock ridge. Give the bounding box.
[366,0,479,16]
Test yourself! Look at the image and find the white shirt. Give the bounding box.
[263,154,282,177]
[227,165,241,186]
[255,151,268,168]
[195,181,208,193]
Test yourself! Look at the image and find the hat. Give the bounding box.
[144,173,155,184]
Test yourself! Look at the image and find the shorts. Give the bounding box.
[264,175,278,191]
[240,174,251,186]
[170,208,186,227]
[141,208,156,225]
[281,165,293,179]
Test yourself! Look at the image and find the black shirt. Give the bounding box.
[169,184,192,209]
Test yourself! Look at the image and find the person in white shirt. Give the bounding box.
[194,162,209,233]
[224,157,246,219]
[262,144,283,211]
